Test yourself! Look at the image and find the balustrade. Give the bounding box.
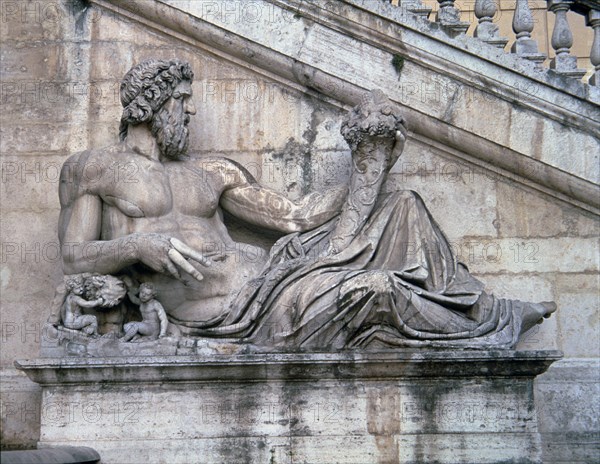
[389,0,600,86]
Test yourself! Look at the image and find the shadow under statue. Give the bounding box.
[49,58,556,353]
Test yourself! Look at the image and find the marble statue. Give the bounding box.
[122,282,169,342]
[61,276,101,336]
[56,274,128,337]
[55,58,556,350]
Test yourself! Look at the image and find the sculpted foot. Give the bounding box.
[518,301,557,335]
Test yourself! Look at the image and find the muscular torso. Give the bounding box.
[139,301,161,326]
[82,147,269,323]
[99,155,228,245]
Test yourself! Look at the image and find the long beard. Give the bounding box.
[150,105,190,160]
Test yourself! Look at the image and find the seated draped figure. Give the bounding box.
[53,58,556,350]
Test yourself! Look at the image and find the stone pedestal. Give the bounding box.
[16,350,561,464]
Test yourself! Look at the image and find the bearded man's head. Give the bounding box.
[119,59,194,159]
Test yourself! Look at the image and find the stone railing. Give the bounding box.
[391,0,599,86]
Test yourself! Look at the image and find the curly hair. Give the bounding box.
[139,282,157,298]
[119,59,194,141]
[65,275,84,292]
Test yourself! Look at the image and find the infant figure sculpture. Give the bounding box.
[122,282,169,342]
[54,58,556,352]
[55,274,128,337]
[61,276,102,336]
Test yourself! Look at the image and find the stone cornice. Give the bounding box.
[16,350,563,385]
[92,0,599,214]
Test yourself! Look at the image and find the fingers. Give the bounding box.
[170,238,212,267]
[167,248,204,281]
[163,256,181,280]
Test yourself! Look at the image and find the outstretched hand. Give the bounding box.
[131,233,211,282]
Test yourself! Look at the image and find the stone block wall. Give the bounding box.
[1,1,598,461]
[1,0,91,448]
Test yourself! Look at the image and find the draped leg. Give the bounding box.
[201,190,555,349]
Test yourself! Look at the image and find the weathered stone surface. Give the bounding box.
[1,155,65,212]
[535,358,600,463]
[16,351,560,463]
[554,274,600,357]
[0,124,75,154]
[446,237,599,274]
[0,211,62,308]
[495,180,600,239]
[17,350,562,383]
[0,301,48,365]
[0,368,41,451]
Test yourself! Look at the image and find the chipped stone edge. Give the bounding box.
[15,350,563,385]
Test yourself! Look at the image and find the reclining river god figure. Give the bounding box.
[56,59,556,350]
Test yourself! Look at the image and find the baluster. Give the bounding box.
[586,9,599,85]
[548,0,586,78]
[436,0,470,37]
[474,0,508,48]
[511,0,546,67]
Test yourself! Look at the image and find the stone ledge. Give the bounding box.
[16,350,562,385]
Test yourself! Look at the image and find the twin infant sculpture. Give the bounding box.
[50,59,555,351]
[60,274,167,342]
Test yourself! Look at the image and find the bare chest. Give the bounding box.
[139,303,161,322]
[98,161,221,219]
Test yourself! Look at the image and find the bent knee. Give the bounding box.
[123,322,137,332]
[82,315,97,325]
[342,271,395,297]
